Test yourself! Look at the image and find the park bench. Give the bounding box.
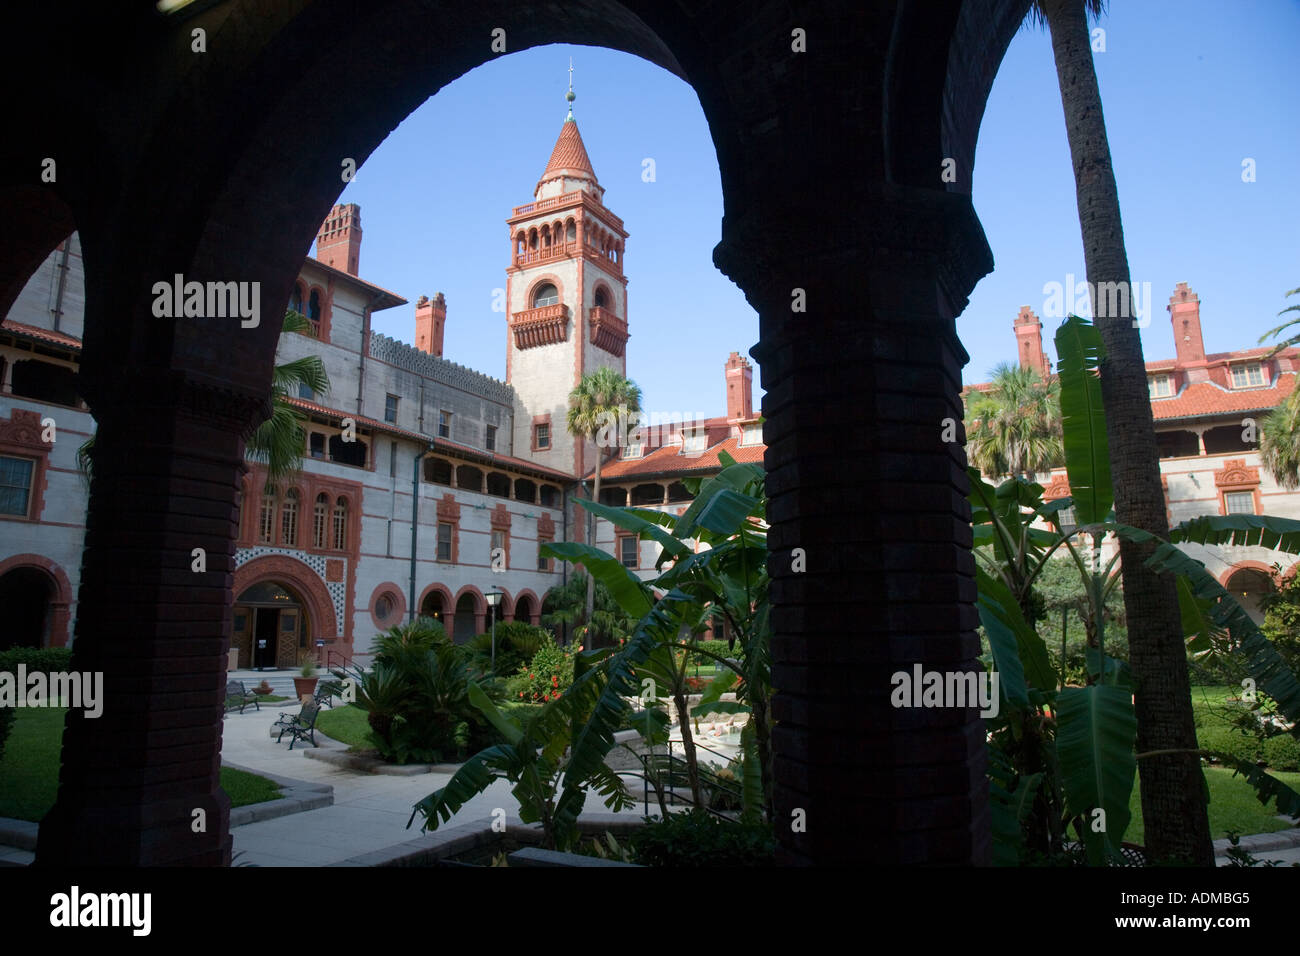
[313,679,344,709]
[225,680,259,714]
[273,699,321,750]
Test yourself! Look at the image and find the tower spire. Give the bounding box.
[566,57,575,120]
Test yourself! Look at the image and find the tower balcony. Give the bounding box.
[514,241,579,267]
[589,306,628,357]
[509,303,570,349]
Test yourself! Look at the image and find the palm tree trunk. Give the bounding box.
[1042,0,1213,864]
[584,451,601,641]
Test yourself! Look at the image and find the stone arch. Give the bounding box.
[1220,561,1276,625]
[525,273,565,309]
[513,589,541,626]
[417,582,454,622]
[233,554,337,643]
[0,553,74,648]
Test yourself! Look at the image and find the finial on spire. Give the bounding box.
[566,57,575,120]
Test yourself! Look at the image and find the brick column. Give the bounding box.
[35,372,264,866]
[716,185,993,865]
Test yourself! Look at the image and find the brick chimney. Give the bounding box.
[1014,306,1048,377]
[1168,282,1205,367]
[315,203,362,276]
[415,293,447,357]
[725,351,754,422]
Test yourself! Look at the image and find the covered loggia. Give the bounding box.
[1,0,1030,866]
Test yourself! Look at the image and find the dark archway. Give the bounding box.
[0,567,54,650]
[9,1,1029,866]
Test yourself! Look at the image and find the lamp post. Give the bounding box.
[485,588,504,672]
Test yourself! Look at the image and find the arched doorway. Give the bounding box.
[233,581,310,669]
[1223,565,1275,625]
[452,592,480,645]
[0,567,53,650]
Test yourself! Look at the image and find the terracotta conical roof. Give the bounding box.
[539,118,598,185]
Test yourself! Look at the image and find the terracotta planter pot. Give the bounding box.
[293,677,319,699]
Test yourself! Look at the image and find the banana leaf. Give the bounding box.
[1054,315,1113,525]
[1055,684,1138,865]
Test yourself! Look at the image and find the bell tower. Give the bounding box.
[505,73,630,478]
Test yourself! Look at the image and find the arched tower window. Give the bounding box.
[533,283,559,308]
[259,489,275,544]
[313,493,328,549]
[565,219,576,242]
[308,290,322,332]
[594,287,609,309]
[333,497,348,550]
[281,488,299,547]
[290,284,304,316]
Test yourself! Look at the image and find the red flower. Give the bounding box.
[519,692,524,698]
[552,675,559,685]
[542,694,550,702]
[529,673,535,679]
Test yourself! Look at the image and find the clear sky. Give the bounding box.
[334,0,1300,415]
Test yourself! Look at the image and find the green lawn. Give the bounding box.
[1126,766,1300,845]
[314,702,372,751]
[0,707,282,823]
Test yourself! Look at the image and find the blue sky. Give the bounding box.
[336,0,1300,415]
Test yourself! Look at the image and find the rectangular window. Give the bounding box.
[1224,491,1255,515]
[385,394,399,424]
[437,522,453,562]
[623,441,643,459]
[740,423,763,446]
[259,494,275,544]
[1231,363,1265,388]
[683,429,707,454]
[309,432,325,459]
[1147,374,1172,398]
[535,423,550,449]
[438,411,451,439]
[1056,505,1077,530]
[620,535,638,569]
[538,539,551,571]
[298,382,315,401]
[486,424,496,452]
[0,456,34,517]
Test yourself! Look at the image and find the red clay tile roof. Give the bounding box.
[541,119,597,184]
[1,318,82,351]
[285,396,430,443]
[1150,375,1297,421]
[590,434,765,481]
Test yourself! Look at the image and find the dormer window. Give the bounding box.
[1231,362,1265,388]
[1148,374,1172,398]
[533,283,559,308]
[623,441,643,460]
[682,429,707,454]
[740,422,763,446]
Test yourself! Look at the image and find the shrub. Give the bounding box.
[466,621,553,678]
[505,637,576,704]
[372,617,448,664]
[628,809,776,867]
[0,647,74,676]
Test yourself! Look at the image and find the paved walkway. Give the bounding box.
[220,701,652,866]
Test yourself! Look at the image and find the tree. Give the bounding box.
[1027,0,1213,864]
[565,366,642,632]
[244,309,331,489]
[965,362,1063,479]
[1256,287,1300,488]
[78,309,329,491]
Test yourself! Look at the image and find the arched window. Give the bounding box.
[565,219,576,242]
[533,283,559,308]
[313,493,328,549]
[308,290,322,331]
[594,287,609,309]
[332,497,348,550]
[281,488,299,547]
[289,284,304,316]
[259,489,275,544]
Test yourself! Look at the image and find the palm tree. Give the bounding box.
[964,363,1063,480]
[565,365,642,631]
[78,310,329,490]
[1257,288,1300,488]
[1028,0,1213,863]
[245,309,331,489]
